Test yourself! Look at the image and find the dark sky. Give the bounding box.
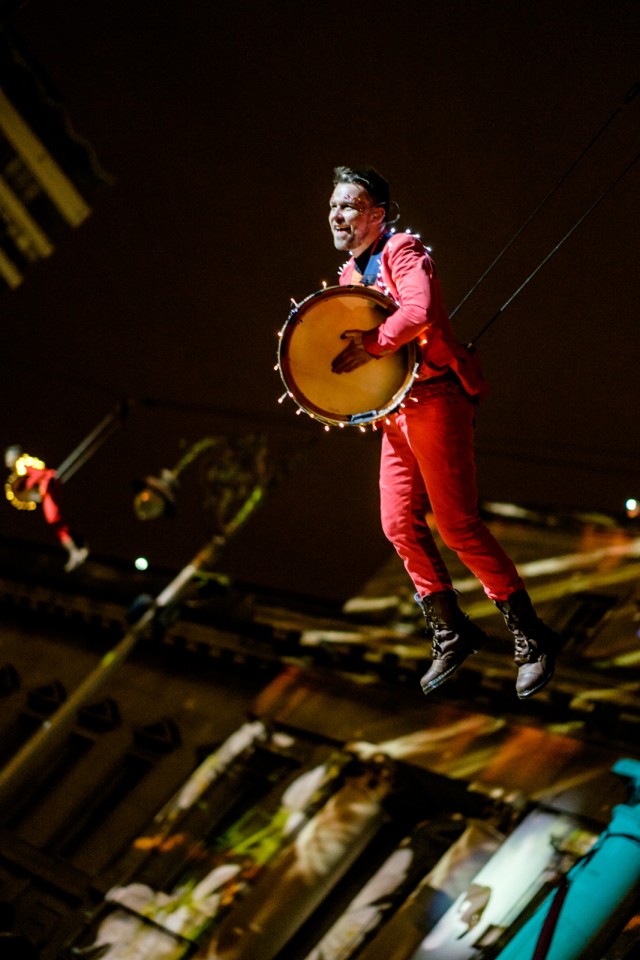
[0,0,638,601]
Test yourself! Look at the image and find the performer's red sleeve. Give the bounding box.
[361,235,434,356]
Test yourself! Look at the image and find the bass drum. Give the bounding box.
[277,285,419,426]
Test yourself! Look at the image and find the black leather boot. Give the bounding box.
[495,589,558,699]
[416,590,487,695]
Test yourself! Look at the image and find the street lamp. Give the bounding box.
[133,468,178,520]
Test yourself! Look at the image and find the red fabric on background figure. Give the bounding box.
[4,447,88,572]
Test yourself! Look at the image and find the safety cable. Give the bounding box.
[452,81,640,320]
[468,145,640,346]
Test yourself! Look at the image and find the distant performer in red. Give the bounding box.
[329,165,558,699]
[4,445,88,572]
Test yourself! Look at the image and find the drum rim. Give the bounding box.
[277,285,419,426]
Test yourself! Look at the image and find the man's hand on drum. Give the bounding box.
[331,329,374,374]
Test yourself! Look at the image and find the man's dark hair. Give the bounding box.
[332,165,391,218]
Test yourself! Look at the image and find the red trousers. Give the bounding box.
[379,382,524,602]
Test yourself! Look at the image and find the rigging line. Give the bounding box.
[451,80,640,320]
[55,401,131,484]
[468,145,640,346]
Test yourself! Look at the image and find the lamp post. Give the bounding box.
[132,436,224,521]
[0,432,275,810]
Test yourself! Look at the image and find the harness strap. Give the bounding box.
[532,875,569,960]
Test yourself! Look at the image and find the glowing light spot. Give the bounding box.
[135,557,149,571]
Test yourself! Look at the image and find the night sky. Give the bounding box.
[0,0,638,601]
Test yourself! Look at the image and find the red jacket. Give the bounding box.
[338,231,488,401]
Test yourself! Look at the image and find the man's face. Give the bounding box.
[329,182,385,257]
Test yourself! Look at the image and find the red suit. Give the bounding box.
[338,231,524,602]
[10,461,73,544]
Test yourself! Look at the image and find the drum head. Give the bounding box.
[278,286,417,425]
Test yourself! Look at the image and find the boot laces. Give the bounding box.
[514,633,541,663]
[430,624,457,658]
